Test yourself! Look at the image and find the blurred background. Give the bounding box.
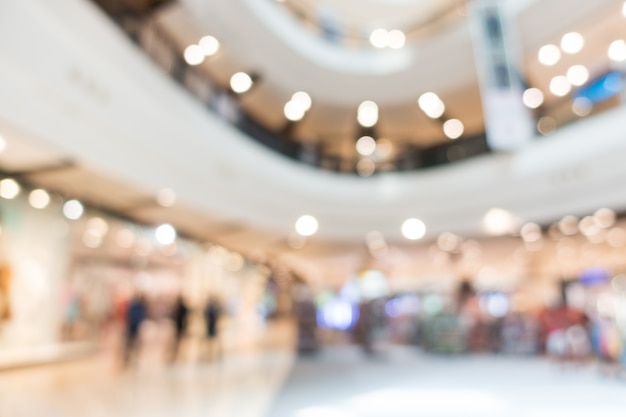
[1,0,626,416]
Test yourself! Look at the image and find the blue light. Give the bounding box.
[317,298,359,330]
[573,71,624,104]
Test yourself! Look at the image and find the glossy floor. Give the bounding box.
[1,343,625,417]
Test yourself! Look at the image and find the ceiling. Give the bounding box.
[2,0,626,287]
[151,0,625,163]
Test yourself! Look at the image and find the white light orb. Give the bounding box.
[538,44,561,66]
[401,218,426,240]
[29,189,50,209]
[369,28,389,48]
[63,199,84,220]
[418,92,445,118]
[357,100,379,127]
[483,208,517,236]
[183,44,205,66]
[561,32,584,54]
[549,75,571,97]
[608,40,626,62]
[443,119,464,139]
[0,178,20,199]
[566,64,589,86]
[292,91,312,111]
[387,29,406,49]
[155,223,177,245]
[284,100,306,122]
[230,72,253,94]
[199,35,220,56]
[356,136,376,156]
[522,88,544,109]
[295,215,318,237]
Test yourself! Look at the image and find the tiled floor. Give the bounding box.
[1,340,625,417]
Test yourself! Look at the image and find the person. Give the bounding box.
[170,294,189,362]
[204,297,222,360]
[123,293,147,366]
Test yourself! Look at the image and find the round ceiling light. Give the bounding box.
[522,88,544,109]
[230,72,253,94]
[538,44,561,66]
[357,100,379,127]
[29,189,50,209]
[356,136,376,156]
[199,35,220,56]
[401,218,426,240]
[443,119,464,139]
[561,32,584,54]
[183,44,205,66]
[295,215,319,237]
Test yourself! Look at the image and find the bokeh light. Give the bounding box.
[443,119,464,139]
[401,218,426,240]
[63,199,84,220]
[230,72,253,94]
[29,189,50,209]
[0,178,20,199]
[561,32,584,54]
[538,44,561,66]
[522,88,544,109]
[183,44,205,66]
[199,35,220,56]
[295,215,319,237]
[155,223,177,245]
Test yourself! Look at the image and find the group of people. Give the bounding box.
[122,293,222,366]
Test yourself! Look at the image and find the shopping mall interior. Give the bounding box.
[1,0,626,415]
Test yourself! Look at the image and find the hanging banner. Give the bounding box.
[468,0,535,151]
